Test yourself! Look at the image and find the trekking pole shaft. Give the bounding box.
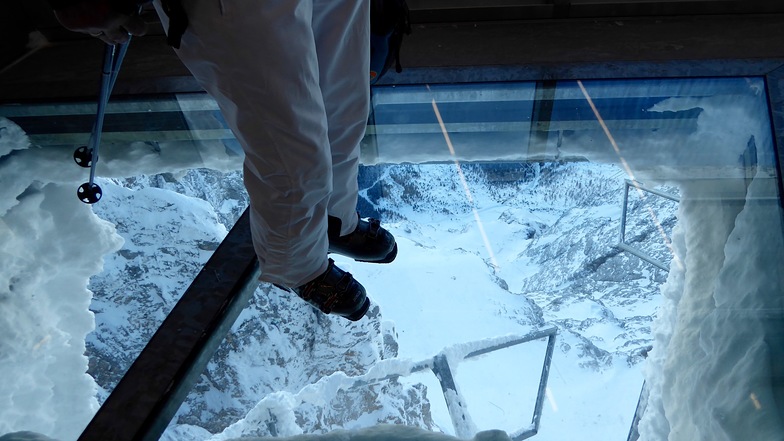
[87,38,131,155]
[87,44,117,185]
[108,40,131,94]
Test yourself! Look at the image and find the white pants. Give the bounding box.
[155,0,370,286]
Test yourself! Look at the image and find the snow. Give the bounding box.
[0,176,122,439]
[0,112,240,439]
[224,424,512,441]
[1,76,783,441]
[637,162,784,441]
[0,120,30,157]
[342,240,536,361]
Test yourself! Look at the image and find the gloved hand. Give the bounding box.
[50,0,148,45]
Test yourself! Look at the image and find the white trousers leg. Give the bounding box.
[155,0,370,287]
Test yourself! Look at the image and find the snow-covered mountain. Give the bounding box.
[84,160,673,440]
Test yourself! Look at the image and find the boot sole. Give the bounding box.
[356,243,398,264]
[328,243,398,264]
[345,297,371,321]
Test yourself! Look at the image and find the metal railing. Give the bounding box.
[78,209,260,441]
[261,327,559,441]
[617,179,679,271]
[430,328,558,440]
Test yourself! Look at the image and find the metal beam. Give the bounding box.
[382,13,784,85]
[78,208,259,441]
[527,80,557,160]
[2,10,784,101]
[617,180,679,272]
[765,65,784,232]
[406,0,784,23]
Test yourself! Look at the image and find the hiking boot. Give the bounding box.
[328,214,397,263]
[292,258,370,321]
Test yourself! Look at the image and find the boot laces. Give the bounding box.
[367,218,381,239]
[298,266,353,314]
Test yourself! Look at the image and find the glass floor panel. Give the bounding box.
[0,76,782,441]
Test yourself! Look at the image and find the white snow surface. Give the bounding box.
[637,167,784,439]
[1,77,783,441]
[0,119,123,439]
[225,424,514,441]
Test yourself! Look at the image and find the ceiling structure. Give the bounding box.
[2,0,783,182]
[1,0,783,101]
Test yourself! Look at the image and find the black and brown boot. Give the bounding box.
[328,214,397,263]
[292,258,370,321]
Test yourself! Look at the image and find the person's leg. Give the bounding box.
[155,0,330,287]
[312,0,397,264]
[311,0,369,236]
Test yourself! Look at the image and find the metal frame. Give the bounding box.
[765,66,784,233]
[70,69,784,441]
[429,328,558,440]
[625,381,649,441]
[262,328,559,441]
[68,66,784,441]
[617,180,680,272]
[78,209,259,441]
[406,0,784,23]
[62,5,784,441]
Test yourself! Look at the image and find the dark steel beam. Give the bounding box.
[406,0,784,23]
[765,65,784,234]
[391,14,784,77]
[527,80,557,160]
[566,0,784,20]
[2,11,784,101]
[77,208,259,441]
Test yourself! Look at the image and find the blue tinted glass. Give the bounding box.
[0,76,781,441]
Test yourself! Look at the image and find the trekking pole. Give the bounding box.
[74,39,131,204]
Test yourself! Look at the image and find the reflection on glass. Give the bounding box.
[0,76,781,441]
[365,82,537,164]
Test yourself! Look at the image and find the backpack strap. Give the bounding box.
[393,1,411,74]
[369,0,412,84]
